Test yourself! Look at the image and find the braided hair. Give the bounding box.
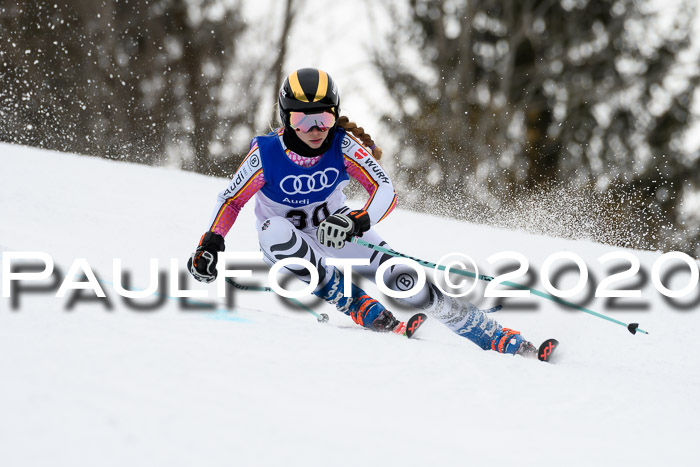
[337,116,383,160]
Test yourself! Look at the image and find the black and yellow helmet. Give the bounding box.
[278,68,339,125]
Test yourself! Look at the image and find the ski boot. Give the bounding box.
[491,328,538,358]
[314,269,404,333]
[372,309,408,335]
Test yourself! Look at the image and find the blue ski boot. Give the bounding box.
[422,283,536,356]
[490,327,537,357]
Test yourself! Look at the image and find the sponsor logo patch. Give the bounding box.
[354,147,369,160]
[280,167,340,195]
[283,197,310,205]
[395,273,416,291]
[363,159,390,184]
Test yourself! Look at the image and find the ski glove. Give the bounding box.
[187,231,225,283]
[317,209,371,249]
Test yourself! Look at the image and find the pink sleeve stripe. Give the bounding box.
[209,167,264,236]
[227,166,264,202]
[343,155,379,202]
[210,200,242,237]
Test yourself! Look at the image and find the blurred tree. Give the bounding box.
[0,0,294,175]
[372,0,700,254]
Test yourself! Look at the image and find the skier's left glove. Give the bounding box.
[187,231,225,283]
[317,209,371,249]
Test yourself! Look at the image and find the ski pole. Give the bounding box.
[225,277,329,323]
[352,237,648,335]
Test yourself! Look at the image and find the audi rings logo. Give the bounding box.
[280,168,340,195]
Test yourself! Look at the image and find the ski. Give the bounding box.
[403,313,427,339]
[537,338,559,362]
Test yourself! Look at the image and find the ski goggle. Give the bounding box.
[289,111,336,133]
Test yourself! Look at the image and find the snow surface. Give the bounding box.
[1,143,699,467]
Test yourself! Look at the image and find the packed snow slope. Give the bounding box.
[1,144,698,467]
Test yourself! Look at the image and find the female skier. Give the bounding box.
[188,67,538,357]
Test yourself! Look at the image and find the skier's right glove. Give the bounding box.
[187,231,225,283]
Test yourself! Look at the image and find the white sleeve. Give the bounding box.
[341,133,397,224]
